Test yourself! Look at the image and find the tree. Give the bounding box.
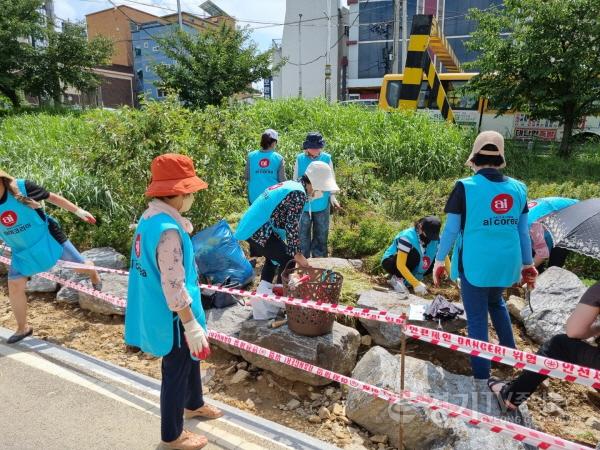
[0,0,45,107]
[156,23,279,109]
[466,0,600,157]
[24,22,113,105]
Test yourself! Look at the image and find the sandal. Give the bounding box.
[162,430,208,450]
[7,327,33,344]
[488,377,517,412]
[184,404,224,420]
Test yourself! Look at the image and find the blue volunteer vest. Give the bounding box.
[234,181,305,242]
[125,213,206,357]
[450,174,527,287]
[382,227,438,280]
[0,179,63,276]
[527,197,579,226]
[296,152,332,213]
[247,150,284,204]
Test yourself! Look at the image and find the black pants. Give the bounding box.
[248,234,294,284]
[503,334,600,406]
[536,247,569,274]
[381,253,432,278]
[161,319,204,442]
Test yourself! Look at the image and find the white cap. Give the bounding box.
[264,129,278,141]
[304,161,340,192]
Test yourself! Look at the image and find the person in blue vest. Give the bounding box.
[527,197,579,272]
[293,132,341,258]
[381,216,449,295]
[125,154,222,450]
[432,131,538,384]
[245,129,286,204]
[0,170,101,344]
[235,161,340,320]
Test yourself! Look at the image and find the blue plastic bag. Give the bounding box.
[192,220,254,286]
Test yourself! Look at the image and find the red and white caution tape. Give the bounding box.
[3,255,599,389]
[208,330,593,450]
[56,261,129,276]
[0,255,126,308]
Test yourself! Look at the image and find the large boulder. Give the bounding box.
[238,320,360,386]
[206,303,254,356]
[347,346,533,449]
[308,257,363,271]
[357,290,467,348]
[78,272,126,316]
[26,271,59,293]
[57,247,127,304]
[522,267,587,344]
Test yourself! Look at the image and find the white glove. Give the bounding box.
[330,195,341,209]
[183,317,210,359]
[75,208,96,224]
[414,282,428,296]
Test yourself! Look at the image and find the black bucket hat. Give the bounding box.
[303,132,325,150]
[420,216,442,241]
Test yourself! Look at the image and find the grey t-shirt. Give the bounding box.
[580,282,600,308]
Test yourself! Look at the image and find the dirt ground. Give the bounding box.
[0,279,598,448]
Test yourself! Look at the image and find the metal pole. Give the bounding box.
[176,0,183,30]
[325,1,332,102]
[401,0,408,72]
[399,332,407,449]
[298,13,303,98]
[392,0,401,73]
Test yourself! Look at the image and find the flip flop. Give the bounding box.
[162,430,208,449]
[184,404,224,420]
[7,327,33,344]
[488,376,517,413]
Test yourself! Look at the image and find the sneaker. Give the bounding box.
[388,275,408,294]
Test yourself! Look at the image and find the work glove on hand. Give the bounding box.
[414,282,428,296]
[521,265,538,290]
[183,317,211,360]
[432,260,448,287]
[75,208,96,224]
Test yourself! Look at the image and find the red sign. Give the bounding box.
[491,194,513,214]
[422,256,431,270]
[259,158,270,168]
[0,211,18,227]
[134,234,141,258]
[527,201,538,209]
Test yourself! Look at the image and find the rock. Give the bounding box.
[547,392,566,407]
[330,391,343,402]
[206,304,253,356]
[229,369,249,384]
[236,361,248,370]
[507,296,526,323]
[346,346,532,450]
[545,402,563,417]
[331,402,345,416]
[585,417,600,431]
[238,320,360,386]
[310,392,322,401]
[287,399,301,410]
[26,272,59,293]
[308,257,357,271]
[357,290,467,348]
[308,415,322,424]
[78,273,126,315]
[224,365,237,375]
[370,435,388,444]
[335,430,347,439]
[522,267,587,344]
[245,398,255,409]
[324,387,335,398]
[56,247,127,302]
[360,335,372,347]
[349,259,364,270]
[318,406,332,420]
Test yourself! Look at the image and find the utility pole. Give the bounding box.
[392,0,401,73]
[324,1,332,102]
[401,0,407,72]
[176,0,183,30]
[298,13,303,98]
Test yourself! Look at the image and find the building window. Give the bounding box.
[443,0,502,36]
[143,41,149,48]
[134,47,141,56]
[157,88,166,98]
[152,46,159,52]
[359,1,393,41]
[358,42,395,78]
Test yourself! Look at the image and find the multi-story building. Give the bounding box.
[346,0,503,100]
[272,0,349,101]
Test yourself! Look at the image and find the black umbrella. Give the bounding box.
[540,198,600,260]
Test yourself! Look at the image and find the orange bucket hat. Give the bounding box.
[145,153,208,197]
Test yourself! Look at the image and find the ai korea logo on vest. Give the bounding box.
[0,211,18,227]
[259,158,270,168]
[422,256,431,270]
[491,194,514,214]
[134,234,141,258]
